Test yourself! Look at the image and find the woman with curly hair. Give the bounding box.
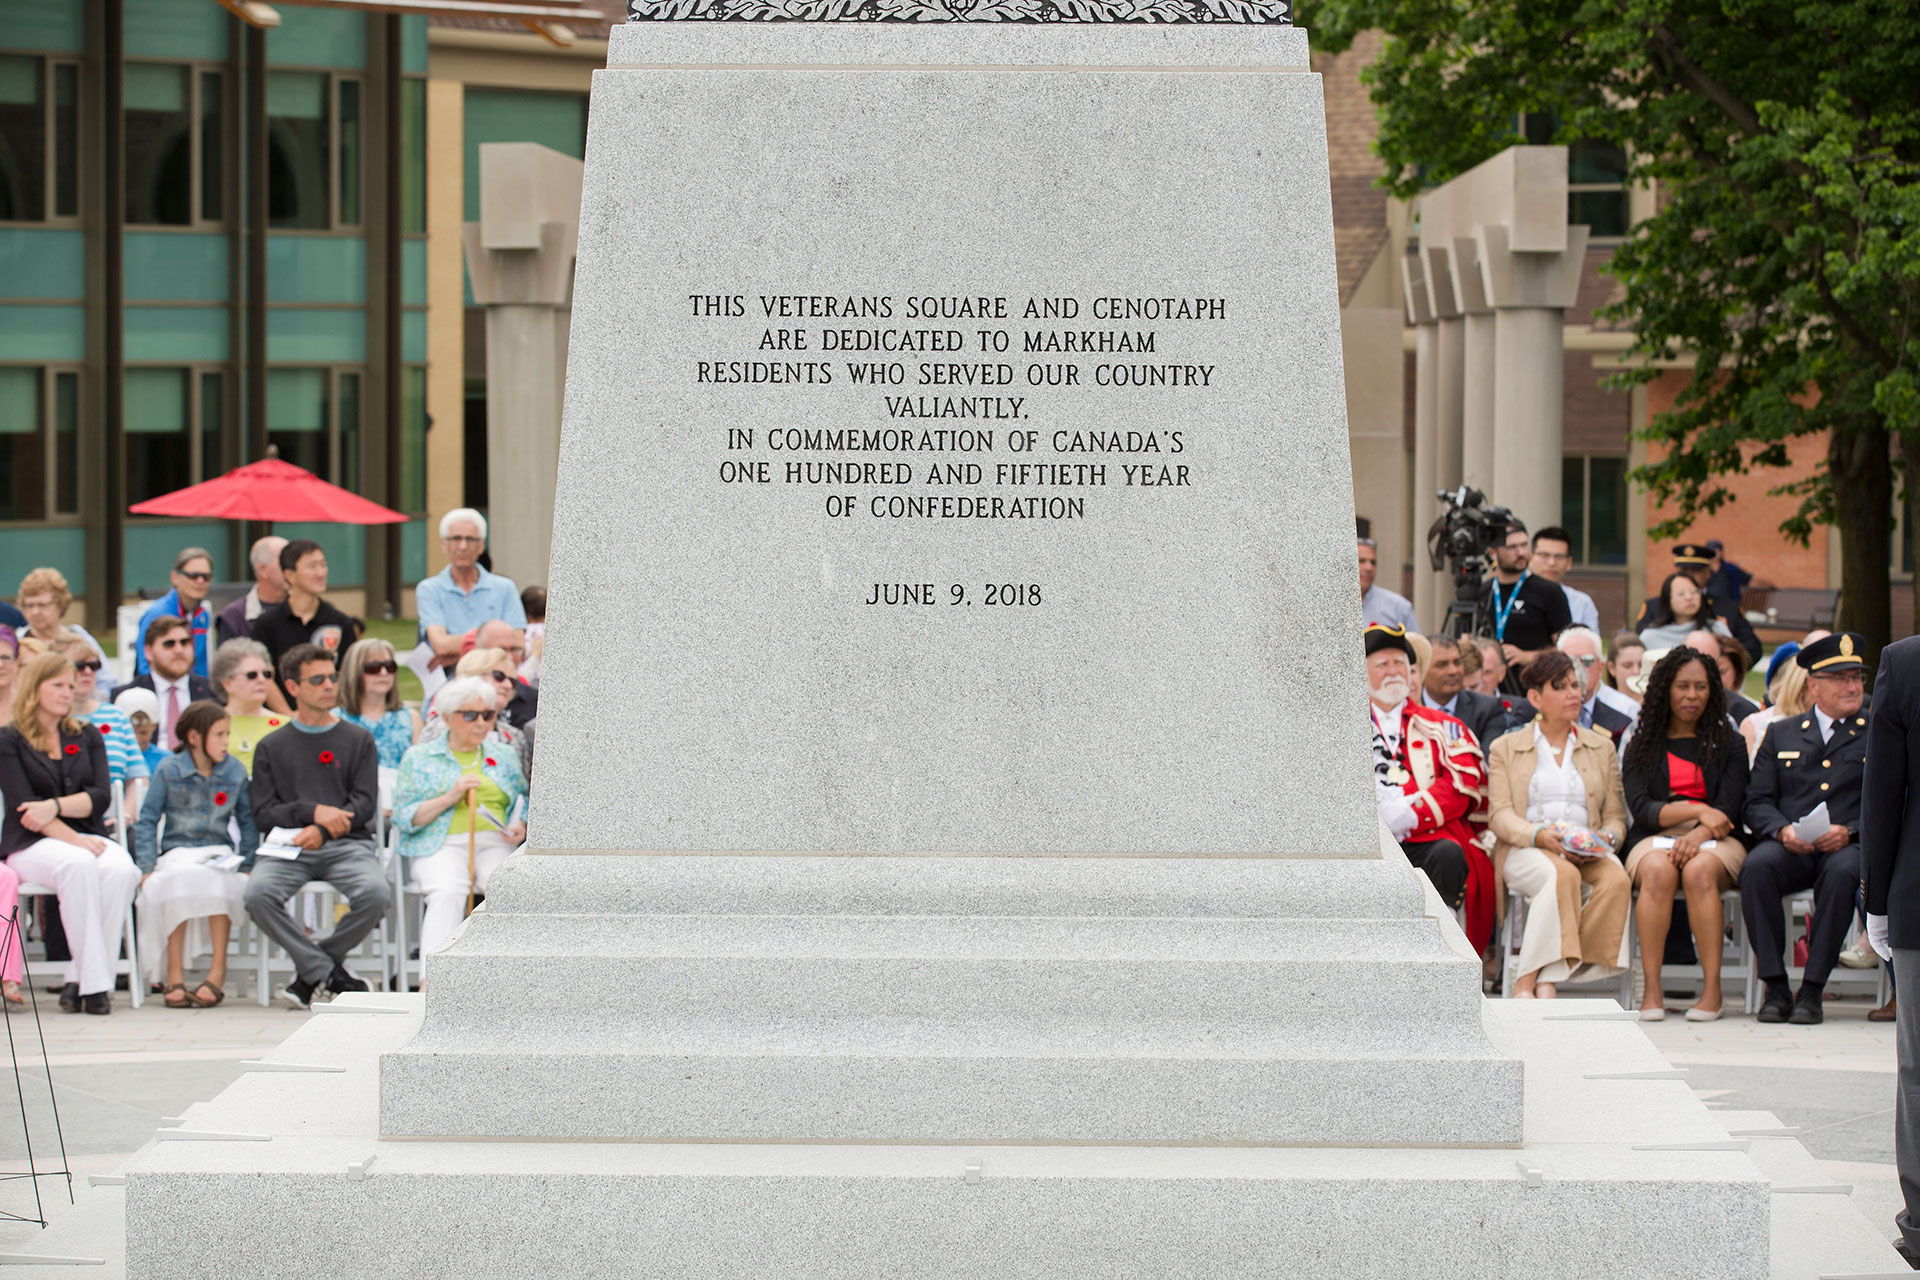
[1621,646,1750,1022]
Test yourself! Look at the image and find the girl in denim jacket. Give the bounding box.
[134,701,258,1008]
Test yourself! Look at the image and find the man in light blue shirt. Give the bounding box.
[1358,537,1420,633]
[1529,526,1601,633]
[415,509,526,668]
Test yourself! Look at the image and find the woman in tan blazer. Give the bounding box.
[1485,651,1632,997]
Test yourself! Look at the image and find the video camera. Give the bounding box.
[1425,485,1515,639]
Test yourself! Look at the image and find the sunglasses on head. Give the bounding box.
[176,570,212,583]
[454,709,498,723]
[361,661,398,675]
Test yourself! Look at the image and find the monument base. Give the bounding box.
[121,995,1851,1280]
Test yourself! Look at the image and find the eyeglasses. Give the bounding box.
[444,535,483,546]
[1568,655,1600,668]
[176,570,212,583]
[155,638,191,650]
[72,659,101,672]
[454,709,498,723]
[238,669,270,680]
[500,647,527,660]
[300,673,339,686]
[361,661,398,675]
[485,670,515,684]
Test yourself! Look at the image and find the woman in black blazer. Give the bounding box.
[0,653,141,1015]
[1620,647,1751,1023]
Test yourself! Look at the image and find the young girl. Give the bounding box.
[133,700,258,1008]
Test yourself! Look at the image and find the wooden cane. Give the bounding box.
[465,789,478,919]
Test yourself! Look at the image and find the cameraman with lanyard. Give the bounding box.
[1478,521,1572,694]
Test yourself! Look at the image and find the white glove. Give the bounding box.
[1869,913,1893,963]
[1380,797,1418,842]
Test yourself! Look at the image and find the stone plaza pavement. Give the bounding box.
[0,987,1904,1263]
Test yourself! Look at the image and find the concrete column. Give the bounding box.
[1477,221,1589,535]
[424,78,466,582]
[1405,272,1439,629]
[1342,306,1408,608]
[464,142,584,592]
[1451,235,1496,493]
[1424,244,1465,505]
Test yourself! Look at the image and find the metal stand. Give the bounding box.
[0,907,73,1227]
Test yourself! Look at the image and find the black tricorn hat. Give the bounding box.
[1364,623,1416,661]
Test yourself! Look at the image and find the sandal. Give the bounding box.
[162,983,194,1009]
[0,982,23,1007]
[190,981,225,1008]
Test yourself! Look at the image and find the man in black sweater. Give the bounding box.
[246,643,390,1009]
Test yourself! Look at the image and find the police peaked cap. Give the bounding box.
[1798,632,1867,674]
[1671,544,1714,567]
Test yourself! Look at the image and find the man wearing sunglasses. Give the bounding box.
[132,547,216,679]
[125,617,218,751]
[247,644,389,1010]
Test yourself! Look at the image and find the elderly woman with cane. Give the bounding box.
[393,677,528,957]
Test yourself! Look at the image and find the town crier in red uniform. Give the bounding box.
[1364,623,1495,951]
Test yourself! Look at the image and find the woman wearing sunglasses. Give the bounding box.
[210,639,285,775]
[336,639,421,770]
[393,676,529,955]
[419,647,533,777]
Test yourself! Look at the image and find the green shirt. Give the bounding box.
[447,746,510,835]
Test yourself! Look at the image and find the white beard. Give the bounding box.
[1370,675,1410,709]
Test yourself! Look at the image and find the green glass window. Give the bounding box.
[400,365,426,512]
[400,78,425,235]
[338,370,361,490]
[199,369,223,479]
[0,367,46,520]
[125,367,191,504]
[53,368,76,513]
[0,55,46,221]
[267,72,329,230]
[199,70,223,222]
[337,78,361,226]
[52,63,76,218]
[267,367,330,479]
[125,63,192,226]
[1560,455,1630,568]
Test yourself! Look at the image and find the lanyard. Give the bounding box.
[1492,571,1529,642]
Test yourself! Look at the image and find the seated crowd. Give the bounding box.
[0,528,543,1013]
[1364,523,1874,1024]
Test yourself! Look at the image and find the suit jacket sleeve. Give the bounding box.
[1594,742,1629,849]
[1485,738,1534,850]
[78,729,110,821]
[250,739,313,832]
[1744,723,1791,840]
[1864,647,1910,916]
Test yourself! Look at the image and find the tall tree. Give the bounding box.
[1296,0,1920,655]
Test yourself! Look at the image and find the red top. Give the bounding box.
[1667,751,1708,802]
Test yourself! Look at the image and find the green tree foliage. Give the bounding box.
[1297,0,1920,653]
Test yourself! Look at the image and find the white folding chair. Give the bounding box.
[1626,886,1745,1011]
[1500,888,1634,1006]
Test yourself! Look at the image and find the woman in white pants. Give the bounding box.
[393,678,528,958]
[0,653,141,1015]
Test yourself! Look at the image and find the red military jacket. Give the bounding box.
[1382,702,1495,951]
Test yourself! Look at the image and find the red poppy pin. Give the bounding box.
[98,725,110,735]
[485,757,497,768]
[63,744,79,756]
[214,791,228,806]
[318,750,335,765]
[268,719,281,727]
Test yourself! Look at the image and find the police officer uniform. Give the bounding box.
[1633,543,1762,665]
[1862,633,1920,1262]
[1739,632,1868,1024]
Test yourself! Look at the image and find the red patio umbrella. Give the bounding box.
[128,452,407,525]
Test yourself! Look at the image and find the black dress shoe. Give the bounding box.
[1893,1236,1920,1269]
[82,991,110,1016]
[57,984,81,1014]
[1756,985,1793,1023]
[1788,986,1826,1025]
[327,966,370,996]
